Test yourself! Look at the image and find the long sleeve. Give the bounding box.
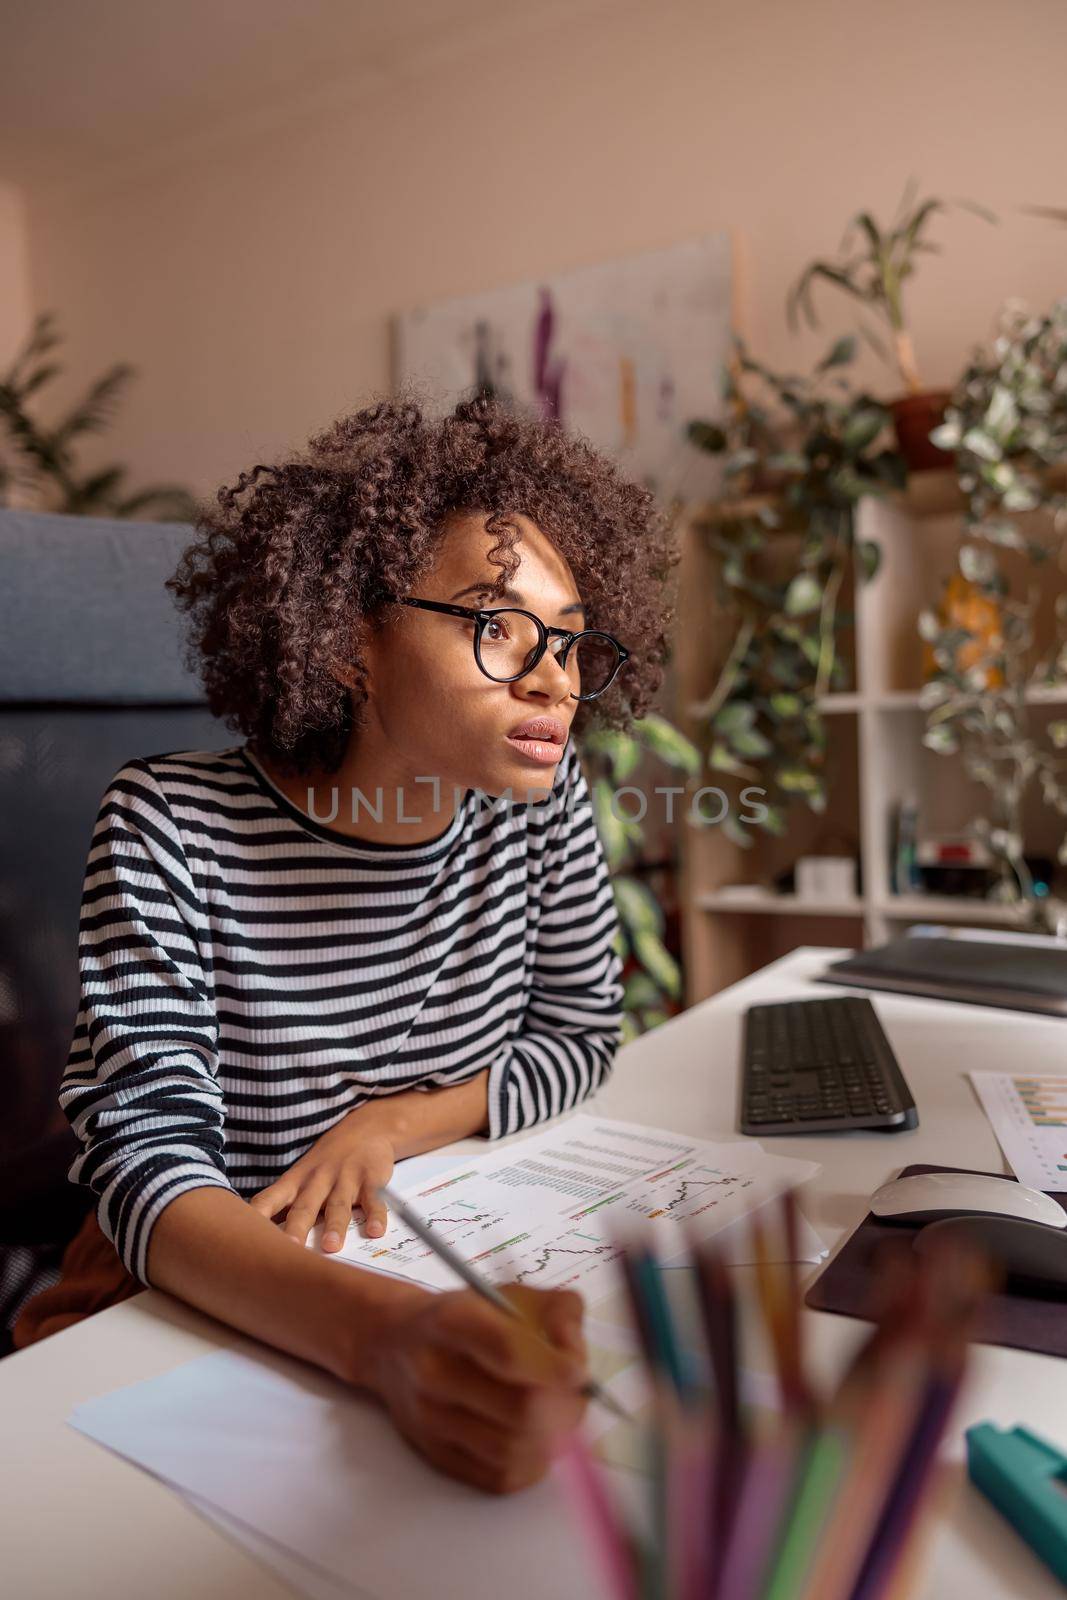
[59,761,231,1285]
[484,743,625,1139]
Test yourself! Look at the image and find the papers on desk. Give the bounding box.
[66,1118,824,1600]
[66,1324,779,1600]
[70,1347,606,1600]
[313,1114,824,1295]
[969,1071,1067,1192]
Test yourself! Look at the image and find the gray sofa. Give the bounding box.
[0,508,233,1322]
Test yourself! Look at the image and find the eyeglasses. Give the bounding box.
[391,596,630,701]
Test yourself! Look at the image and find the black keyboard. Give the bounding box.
[740,996,919,1135]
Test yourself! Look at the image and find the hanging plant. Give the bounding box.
[686,338,905,841]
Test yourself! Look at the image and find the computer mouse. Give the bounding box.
[914,1214,1067,1296]
[870,1171,1067,1229]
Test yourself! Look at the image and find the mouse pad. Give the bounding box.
[805,1164,1067,1360]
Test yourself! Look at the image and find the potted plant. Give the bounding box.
[787,186,996,472]
[686,338,905,834]
[0,312,198,519]
[920,298,1067,932]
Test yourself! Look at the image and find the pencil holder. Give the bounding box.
[559,1190,989,1600]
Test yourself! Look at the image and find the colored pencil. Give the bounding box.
[558,1190,986,1600]
[556,1430,639,1600]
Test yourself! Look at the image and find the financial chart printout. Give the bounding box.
[970,1071,1067,1192]
[332,1115,817,1301]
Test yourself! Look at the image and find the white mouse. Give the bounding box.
[870,1171,1067,1230]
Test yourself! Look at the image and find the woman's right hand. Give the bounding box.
[363,1283,590,1494]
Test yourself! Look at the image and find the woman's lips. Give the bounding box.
[505,733,565,766]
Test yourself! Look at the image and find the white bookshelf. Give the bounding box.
[675,478,1067,1003]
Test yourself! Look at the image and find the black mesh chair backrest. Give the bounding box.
[0,509,232,1160]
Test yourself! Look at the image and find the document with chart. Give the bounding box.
[969,1071,1067,1192]
[325,1114,819,1302]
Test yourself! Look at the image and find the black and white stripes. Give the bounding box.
[58,740,624,1284]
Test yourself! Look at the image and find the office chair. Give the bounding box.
[0,507,231,1345]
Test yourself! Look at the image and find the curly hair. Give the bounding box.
[166,389,677,776]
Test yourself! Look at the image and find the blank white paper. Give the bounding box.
[69,1349,608,1600]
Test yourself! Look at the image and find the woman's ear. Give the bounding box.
[327,617,375,693]
[327,658,360,690]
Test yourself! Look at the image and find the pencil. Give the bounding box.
[376,1183,631,1423]
[555,1431,639,1600]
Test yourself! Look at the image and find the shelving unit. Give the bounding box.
[674,477,1067,1004]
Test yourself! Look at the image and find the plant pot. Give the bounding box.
[889,390,953,473]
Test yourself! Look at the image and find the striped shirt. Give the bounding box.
[58,739,624,1285]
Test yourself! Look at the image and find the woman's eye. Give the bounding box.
[484,618,509,641]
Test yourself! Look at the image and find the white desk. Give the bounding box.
[4,947,1065,1599]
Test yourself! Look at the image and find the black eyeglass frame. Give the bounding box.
[391,595,631,701]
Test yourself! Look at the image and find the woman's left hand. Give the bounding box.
[249,1111,397,1252]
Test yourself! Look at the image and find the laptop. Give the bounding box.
[820,933,1067,1017]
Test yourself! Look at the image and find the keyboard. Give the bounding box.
[740,996,919,1135]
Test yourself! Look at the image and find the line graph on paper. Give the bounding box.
[567,1158,761,1230]
[331,1115,817,1297]
[359,1187,512,1273]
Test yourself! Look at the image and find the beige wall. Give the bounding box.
[16,0,1067,501]
[0,181,31,369]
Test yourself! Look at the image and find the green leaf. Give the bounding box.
[713,701,757,734]
[959,545,996,585]
[687,419,728,454]
[613,876,665,939]
[761,805,787,836]
[976,519,1024,550]
[53,364,136,447]
[720,814,755,848]
[632,929,681,999]
[784,574,823,616]
[66,465,127,510]
[1049,721,1067,750]
[929,421,961,450]
[842,407,886,451]
[796,634,824,668]
[623,971,664,1012]
[923,725,959,755]
[961,426,1001,462]
[984,383,1018,440]
[856,539,881,582]
[768,692,804,719]
[730,726,773,758]
[114,486,199,522]
[632,713,701,776]
[776,766,820,793]
[708,741,752,776]
[581,728,642,783]
[807,782,828,814]
[817,335,858,370]
[17,362,61,400]
[592,777,630,868]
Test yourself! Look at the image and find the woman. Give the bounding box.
[12,392,672,1493]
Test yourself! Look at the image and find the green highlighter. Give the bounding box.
[966,1422,1067,1586]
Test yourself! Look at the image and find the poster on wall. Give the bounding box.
[394,233,733,502]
